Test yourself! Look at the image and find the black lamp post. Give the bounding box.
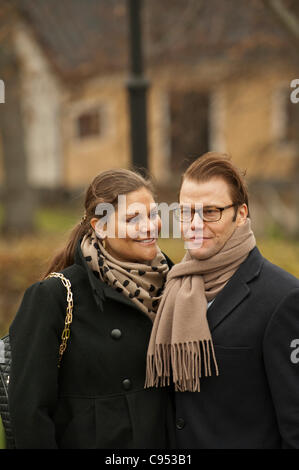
[126,0,149,172]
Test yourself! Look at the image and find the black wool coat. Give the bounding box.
[8,241,175,449]
[175,247,299,449]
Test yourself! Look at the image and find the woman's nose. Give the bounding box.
[140,216,160,236]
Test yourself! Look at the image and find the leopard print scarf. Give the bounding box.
[81,232,169,321]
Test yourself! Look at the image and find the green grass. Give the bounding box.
[0,416,6,449]
[35,206,81,234]
[257,238,299,278]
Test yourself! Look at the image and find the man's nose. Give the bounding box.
[191,212,204,230]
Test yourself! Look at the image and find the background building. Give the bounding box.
[0,1,298,202]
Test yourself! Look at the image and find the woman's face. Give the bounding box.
[91,187,161,263]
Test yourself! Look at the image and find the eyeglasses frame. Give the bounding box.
[175,203,238,223]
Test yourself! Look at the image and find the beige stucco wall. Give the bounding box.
[62,76,130,189]
[224,66,298,180]
[13,21,64,188]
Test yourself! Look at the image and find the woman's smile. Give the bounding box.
[133,238,157,245]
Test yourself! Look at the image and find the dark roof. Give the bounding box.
[14,0,129,81]
[9,0,297,82]
[144,0,295,67]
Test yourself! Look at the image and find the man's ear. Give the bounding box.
[236,204,248,226]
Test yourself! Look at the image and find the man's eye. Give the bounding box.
[204,209,218,214]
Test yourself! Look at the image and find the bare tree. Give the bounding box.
[0,4,36,236]
[262,0,299,42]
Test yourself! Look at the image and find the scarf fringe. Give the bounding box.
[145,340,219,392]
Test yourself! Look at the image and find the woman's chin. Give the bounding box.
[133,240,158,261]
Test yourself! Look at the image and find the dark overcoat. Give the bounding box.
[8,241,175,449]
[175,247,299,449]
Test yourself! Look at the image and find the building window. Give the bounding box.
[169,90,210,173]
[77,108,101,139]
[285,97,299,144]
[272,86,299,145]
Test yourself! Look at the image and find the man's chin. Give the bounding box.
[184,241,202,251]
[187,244,217,260]
[184,238,203,250]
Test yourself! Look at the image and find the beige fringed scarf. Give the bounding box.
[81,232,169,322]
[145,218,256,392]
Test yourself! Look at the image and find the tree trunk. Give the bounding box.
[0,14,36,236]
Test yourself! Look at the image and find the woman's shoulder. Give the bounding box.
[10,264,89,333]
[46,263,87,286]
[23,263,88,301]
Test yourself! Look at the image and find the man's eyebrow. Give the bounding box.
[180,203,219,208]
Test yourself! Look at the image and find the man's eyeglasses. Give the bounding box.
[173,204,237,223]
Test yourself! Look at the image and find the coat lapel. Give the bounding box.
[207,247,264,331]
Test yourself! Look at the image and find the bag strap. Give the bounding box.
[45,272,73,368]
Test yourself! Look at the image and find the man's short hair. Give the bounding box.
[180,152,249,215]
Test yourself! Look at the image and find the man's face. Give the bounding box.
[179,177,248,260]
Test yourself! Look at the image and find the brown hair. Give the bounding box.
[43,168,154,278]
[180,152,249,217]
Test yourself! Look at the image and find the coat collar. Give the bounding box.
[74,239,173,315]
[207,246,264,332]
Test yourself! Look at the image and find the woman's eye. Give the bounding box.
[127,215,141,224]
[150,209,158,219]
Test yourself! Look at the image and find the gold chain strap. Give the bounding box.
[45,272,74,368]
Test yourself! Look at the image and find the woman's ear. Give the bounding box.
[91,217,107,240]
[90,218,98,231]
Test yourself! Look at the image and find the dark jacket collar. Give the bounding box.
[207,246,264,331]
[74,239,173,314]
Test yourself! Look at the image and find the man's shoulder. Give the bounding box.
[240,246,298,287]
[256,253,299,298]
[261,256,299,285]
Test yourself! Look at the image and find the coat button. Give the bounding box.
[176,417,185,430]
[111,329,122,340]
[122,379,132,390]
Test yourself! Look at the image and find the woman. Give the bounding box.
[8,169,175,449]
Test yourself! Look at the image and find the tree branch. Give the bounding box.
[262,0,299,44]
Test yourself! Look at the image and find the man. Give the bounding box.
[146,152,299,449]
